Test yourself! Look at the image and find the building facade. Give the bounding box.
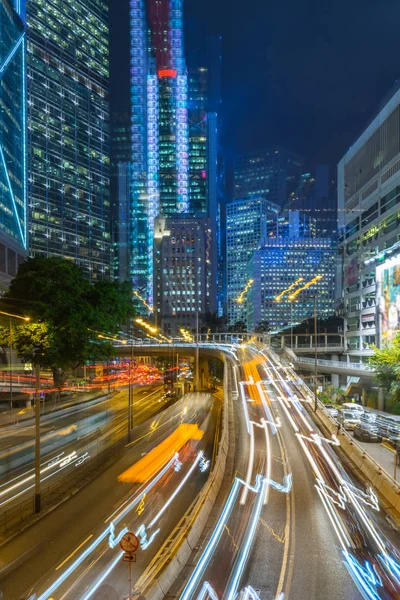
[26,0,111,281]
[247,236,335,332]
[154,215,214,334]
[234,147,303,208]
[130,0,219,322]
[226,197,279,325]
[0,0,27,291]
[338,84,400,361]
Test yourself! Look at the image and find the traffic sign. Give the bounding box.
[120,532,139,553]
[123,553,136,562]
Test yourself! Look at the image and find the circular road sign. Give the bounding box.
[119,532,139,554]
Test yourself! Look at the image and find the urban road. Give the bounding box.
[0,343,399,599]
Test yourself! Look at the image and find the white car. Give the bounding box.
[342,402,364,415]
[324,404,338,418]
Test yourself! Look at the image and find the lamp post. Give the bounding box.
[35,360,41,512]
[290,300,294,351]
[128,340,133,443]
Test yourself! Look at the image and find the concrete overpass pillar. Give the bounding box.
[361,387,367,407]
[378,387,385,411]
[199,358,209,390]
[331,373,339,388]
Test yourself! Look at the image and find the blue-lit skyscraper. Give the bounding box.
[130,0,189,306]
[0,0,27,290]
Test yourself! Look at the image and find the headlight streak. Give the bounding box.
[147,452,204,529]
[179,477,263,600]
[0,451,84,509]
[37,454,180,600]
[239,382,251,435]
[225,476,267,600]
[262,348,400,598]
[108,522,129,549]
[343,552,382,600]
[80,551,124,600]
[255,380,280,434]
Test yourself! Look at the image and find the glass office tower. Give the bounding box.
[0,0,27,290]
[130,0,189,305]
[26,0,111,280]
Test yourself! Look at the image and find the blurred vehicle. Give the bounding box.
[360,411,377,423]
[342,402,364,415]
[337,410,360,431]
[376,415,400,445]
[354,421,380,442]
[324,404,338,418]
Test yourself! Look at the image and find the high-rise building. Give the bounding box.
[130,0,219,322]
[110,113,131,282]
[338,83,400,361]
[226,197,279,325]
[233,147,303,208]
[26,0,111,281]
[0,0,27,291]
[247,231,335,332]
[154,215,214,334]
[290,165,338,237]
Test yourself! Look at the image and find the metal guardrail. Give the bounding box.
[295,356,372,371]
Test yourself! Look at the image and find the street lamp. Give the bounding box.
[0,310,30,415]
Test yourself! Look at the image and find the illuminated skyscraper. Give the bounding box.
[131,1,221,315]
[26,0,111,280]
[0,0,27,290]
[130,0,189,306]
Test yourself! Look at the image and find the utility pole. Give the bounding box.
[9,319,12,415]
[195,311,199,391]
[35,362,41,512]
[314,295,318,412]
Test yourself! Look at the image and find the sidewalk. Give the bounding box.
[357,438,399,482]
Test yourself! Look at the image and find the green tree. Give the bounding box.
[200,311,227,333]
[369,334,400,404]
[255,320,270,333]
[0,257,134,387]
[228,320,247,333]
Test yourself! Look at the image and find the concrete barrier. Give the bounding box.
[132,356,233,600]
[311,402,400,519]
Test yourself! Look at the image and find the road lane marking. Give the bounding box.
[55,535,93,571]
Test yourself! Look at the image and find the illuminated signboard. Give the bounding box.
[376,254,400,345]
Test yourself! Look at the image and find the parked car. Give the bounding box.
[337,410,360,431]
[354,421,380,442]
[324,404,338,418]
[342,402,364,415]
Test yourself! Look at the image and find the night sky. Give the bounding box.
[109,0,400,167]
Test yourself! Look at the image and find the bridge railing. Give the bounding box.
[295,355,372,371]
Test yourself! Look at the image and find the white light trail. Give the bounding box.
[80,551,124,600]
[225,476,266,600]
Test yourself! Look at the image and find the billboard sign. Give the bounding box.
[376,255,400,345]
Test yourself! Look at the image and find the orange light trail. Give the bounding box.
[275,277,304,302]
[288,275,323,301]
[118,424,204,484]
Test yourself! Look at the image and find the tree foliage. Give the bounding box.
[228,320,247,333]
[200,311,227,333]
[0,257,134,387]
[255,320,270,333]
[369,334,400,403]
